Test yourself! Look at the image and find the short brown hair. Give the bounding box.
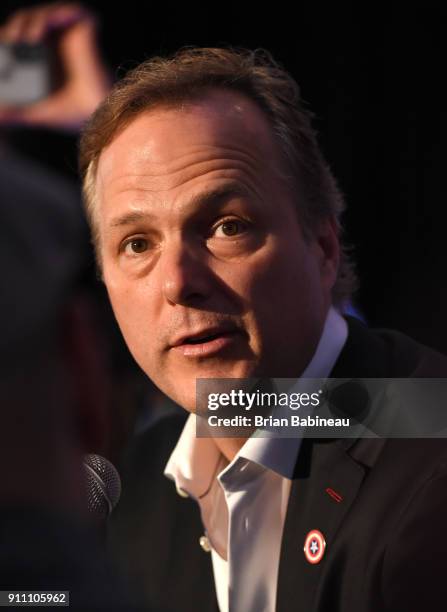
[79,47,356,305]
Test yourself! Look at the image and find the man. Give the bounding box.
[79,48,447,612]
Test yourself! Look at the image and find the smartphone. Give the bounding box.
[0,43,51,106]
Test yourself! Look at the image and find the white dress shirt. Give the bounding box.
[164,307,348,612]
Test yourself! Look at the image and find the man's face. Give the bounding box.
[96,90,339,411]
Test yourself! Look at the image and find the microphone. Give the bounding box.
[83,454,121,519]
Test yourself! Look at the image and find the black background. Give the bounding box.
[2,1,446,351]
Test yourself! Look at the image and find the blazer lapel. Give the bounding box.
[276,317,397,611]
[276,438,366,612]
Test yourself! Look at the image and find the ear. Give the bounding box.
[313,216,340,291]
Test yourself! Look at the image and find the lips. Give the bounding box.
[170,325,240,348]
[170,325,243,357]
[182,331,227,345]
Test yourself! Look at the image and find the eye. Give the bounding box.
[213,218,248,238]
[123,237,148,254]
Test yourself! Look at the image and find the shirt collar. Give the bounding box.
[164,307,348,492]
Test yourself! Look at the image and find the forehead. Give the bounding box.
[96,89,287,198]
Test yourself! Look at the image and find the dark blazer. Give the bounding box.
[109,317,447,612]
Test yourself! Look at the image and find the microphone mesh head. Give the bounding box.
[83,454,122,518]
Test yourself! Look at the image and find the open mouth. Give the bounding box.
[183,332,229,345]
[171,328,241,357]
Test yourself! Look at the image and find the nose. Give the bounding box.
[160,238,214,306]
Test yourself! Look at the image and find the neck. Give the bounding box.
[213,436,247,462]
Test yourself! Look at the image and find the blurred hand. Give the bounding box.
[0,2,110,130]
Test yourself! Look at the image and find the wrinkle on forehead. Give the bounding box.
[100,155,265,199]
[96,90,291,215]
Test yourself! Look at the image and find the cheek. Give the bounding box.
[230,243,323,337]
[231,241,317,307]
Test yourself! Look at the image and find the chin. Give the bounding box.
[167,385,197,413]
[157,363,258,413]
[153,376,196,413]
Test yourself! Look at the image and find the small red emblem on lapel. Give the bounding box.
[304,530,326,564]
[325,487,343,503]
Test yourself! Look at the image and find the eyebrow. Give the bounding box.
[109,210,153,228]
[107,183,251,229]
